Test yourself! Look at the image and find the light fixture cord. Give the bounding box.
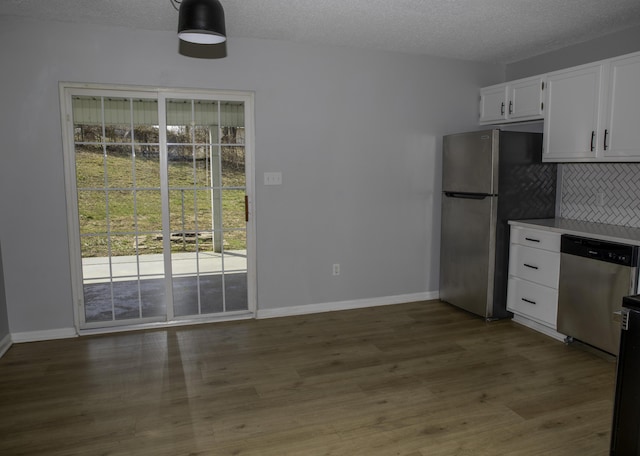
[169,0,181,12]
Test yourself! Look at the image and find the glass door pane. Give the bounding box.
[73,95,165,326]
[166,98,248,317]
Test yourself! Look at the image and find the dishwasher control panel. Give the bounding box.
[561,235,639,267]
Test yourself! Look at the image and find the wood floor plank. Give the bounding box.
[0,300,616,455]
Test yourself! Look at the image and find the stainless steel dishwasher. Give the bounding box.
[557,235,639,356]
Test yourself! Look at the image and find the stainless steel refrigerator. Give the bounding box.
[439,129,557,319]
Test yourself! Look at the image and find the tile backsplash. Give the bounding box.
[559,163,640,228]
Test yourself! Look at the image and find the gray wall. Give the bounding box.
[0,242,9,343]
[507,25,640,80]
[0,16,502,335]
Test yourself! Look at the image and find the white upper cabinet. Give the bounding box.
[603,53,640,160]
[543,50,640,162]
[509,77,546,120]
[543,63,605,162]
[479,85,508,124]
[479,75,544,125]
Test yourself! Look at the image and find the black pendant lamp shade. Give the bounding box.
[178,0,226,44]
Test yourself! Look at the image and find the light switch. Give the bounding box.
[264,172,282,186]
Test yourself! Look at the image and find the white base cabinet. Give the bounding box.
[507,226,563,334]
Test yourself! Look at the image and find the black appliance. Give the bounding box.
[611,294,640,455]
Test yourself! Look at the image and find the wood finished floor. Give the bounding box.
[0,300,616,455]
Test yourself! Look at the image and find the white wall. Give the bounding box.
[0,16,502,335]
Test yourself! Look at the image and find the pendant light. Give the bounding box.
[177,0,226,45]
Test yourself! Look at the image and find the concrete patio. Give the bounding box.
[81,250,249,321]
[82,250,247,283]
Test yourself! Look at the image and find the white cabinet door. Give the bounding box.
[479,84,507,123]
[603,53,640,160]
[543,63,605,162]
[509,76,545,120]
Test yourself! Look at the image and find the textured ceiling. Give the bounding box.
[2,0,640,63]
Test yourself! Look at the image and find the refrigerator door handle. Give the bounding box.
[444,192,490,200]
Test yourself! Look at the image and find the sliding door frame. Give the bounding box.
[59,82,256,333]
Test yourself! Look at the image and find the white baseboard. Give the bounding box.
[6,294,439,342]
[257,291,439,319]
[511,314,567,342]
[0,333,12,358]
[11,327,78,343]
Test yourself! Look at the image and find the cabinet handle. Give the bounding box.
[501,102,505,115]
[523,263,539,270]
[521,298,537,305]
[509,100,513,114]
[604,129,609,150]
[524,237,540,243]
[590,131,595,152]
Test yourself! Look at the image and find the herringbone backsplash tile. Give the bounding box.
[560,163,640,227]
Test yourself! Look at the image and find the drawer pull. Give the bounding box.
[524,237,540,243]
[523,263,539,270]
[521,298,537,305]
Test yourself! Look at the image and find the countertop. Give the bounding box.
[508,218,640,246]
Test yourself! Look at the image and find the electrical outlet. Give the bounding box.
[332,263,340,276]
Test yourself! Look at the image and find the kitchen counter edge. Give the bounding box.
[508,218,640,246]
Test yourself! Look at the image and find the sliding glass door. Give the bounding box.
[61,86,254,329]
[164,96,248,318]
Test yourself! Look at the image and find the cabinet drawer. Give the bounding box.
[510,226,560,252]
[509,244,560,289]
[507,277,558,328]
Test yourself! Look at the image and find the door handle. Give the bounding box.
[521,298,537,305]
[244,195,249,222]
[444,192,489,200]
[590,131,595,152]
[501,102,505,116]
[523,263,539,270]
[604,129,609,150]
[524,237,540,243]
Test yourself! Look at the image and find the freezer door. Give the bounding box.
[442,130,498,195]
[440,193,498,318]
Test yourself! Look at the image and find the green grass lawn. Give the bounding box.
[76,148,246,257]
